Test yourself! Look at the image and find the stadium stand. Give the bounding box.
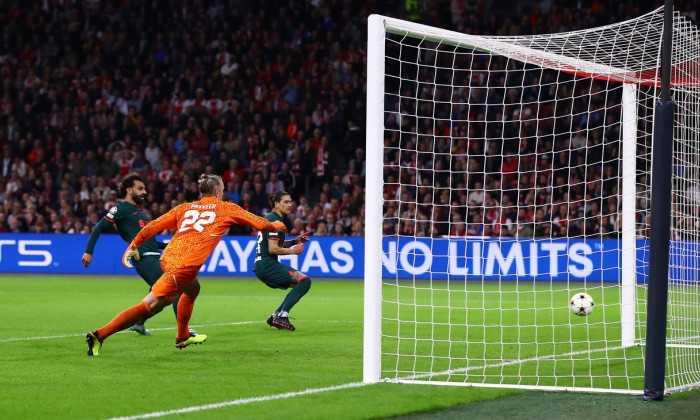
[0,0,675,237]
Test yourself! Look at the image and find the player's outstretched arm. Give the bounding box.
[269,238,304,256]
[131,207,178,248]
[82,218,113,268]
[282,232,309,248]
[229,203,287,233]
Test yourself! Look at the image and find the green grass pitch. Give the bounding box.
[1,275,698,419]
[381,280,648,390]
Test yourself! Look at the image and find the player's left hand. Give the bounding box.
[81,253,93,268]
[291,243,305,255]
[122,244,140,268]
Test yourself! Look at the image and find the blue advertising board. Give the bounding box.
[0,234,650,282]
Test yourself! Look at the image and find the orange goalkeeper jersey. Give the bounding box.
[131,196,276,268]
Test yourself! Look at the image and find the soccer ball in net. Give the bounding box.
[570,293,595,316]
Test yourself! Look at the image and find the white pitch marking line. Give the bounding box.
[0,321,257,343]
[0,320,357,343]
[107,382,368,420]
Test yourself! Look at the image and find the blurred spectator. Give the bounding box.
[315,220,329,236]
[332,221,346,236]
[0,0,663,240]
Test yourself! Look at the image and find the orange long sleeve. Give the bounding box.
[230,206,277,232]
[138,197,280,268]
[131,207,178,248]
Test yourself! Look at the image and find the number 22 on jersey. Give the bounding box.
[179,210,217,233]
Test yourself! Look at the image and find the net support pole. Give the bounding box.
[363,14,385,384]
[643,100,674,401]
[620,83,637,348]
[643,0,674,401]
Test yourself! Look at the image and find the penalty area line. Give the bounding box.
[0,319,355,343]
[0,321,259,343]
[107,382,368,420]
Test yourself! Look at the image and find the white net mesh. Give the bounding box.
[368,7,700,393]
[668,85,700,392]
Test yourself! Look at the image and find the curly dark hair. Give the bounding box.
[118,173,144,197]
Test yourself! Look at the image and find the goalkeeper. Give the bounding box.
[81,173,174,336]
[86,174,286,356]
[254,191,311,331]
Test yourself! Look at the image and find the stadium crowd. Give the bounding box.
[0,0,680,239]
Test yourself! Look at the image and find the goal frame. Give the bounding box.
[362,13,659,394]
[363,14,385,384]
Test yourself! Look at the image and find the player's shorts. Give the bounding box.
[254,260,299,290]
[151,262,200,304]
[133,255,164,286]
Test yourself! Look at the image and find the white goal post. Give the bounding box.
[364,7,700,394]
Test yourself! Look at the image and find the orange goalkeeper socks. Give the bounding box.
[97,301,152,341]
[176,293,197,341]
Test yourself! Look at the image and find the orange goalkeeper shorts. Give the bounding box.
[151,263,201,304]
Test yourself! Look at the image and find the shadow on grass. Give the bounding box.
[388,388,700,420]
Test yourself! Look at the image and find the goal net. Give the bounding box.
[364,7,700,394]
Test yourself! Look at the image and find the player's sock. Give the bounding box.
[171,295,180,318]
[280,277,311,313]
[97,301,152,341]
[176,292,198,341]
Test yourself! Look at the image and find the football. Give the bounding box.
[570,292,594,316]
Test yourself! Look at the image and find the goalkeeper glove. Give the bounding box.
[122,243,140,268]
[271,220,288,233]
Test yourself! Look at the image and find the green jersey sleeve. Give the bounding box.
[84,217,114,254]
